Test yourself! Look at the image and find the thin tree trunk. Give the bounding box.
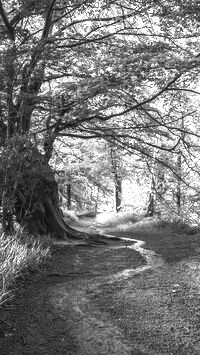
[110,141,122,212]
[145,173,156,217]
[115,177,122,212]
[67,183,71,210]
[146,193,155,217]
[176,151,181,217]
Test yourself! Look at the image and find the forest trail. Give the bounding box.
[1,219,200,354]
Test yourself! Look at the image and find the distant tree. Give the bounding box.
[53,138,114,212]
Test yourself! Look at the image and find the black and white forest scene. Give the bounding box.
[1,1,200,354]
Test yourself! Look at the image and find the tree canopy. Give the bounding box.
[1,0,200,235]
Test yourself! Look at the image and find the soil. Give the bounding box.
[1,219,200,354]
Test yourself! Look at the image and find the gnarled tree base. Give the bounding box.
[0,140,119,245]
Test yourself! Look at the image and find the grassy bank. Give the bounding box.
[95,211,198,234]
[100,215,200,263]
[0,231,50,306]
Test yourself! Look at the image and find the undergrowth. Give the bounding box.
[95,210,199,236]
[149,218,199,235]
[0,230,50,306]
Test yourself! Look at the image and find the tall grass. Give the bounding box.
[0,230,50,306]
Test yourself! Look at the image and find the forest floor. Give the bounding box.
[1,217,200,354]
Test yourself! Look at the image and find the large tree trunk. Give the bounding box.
[14,169,69,239]
[0,141,63,238]
[0,140,111,244]
[13,155,80,239]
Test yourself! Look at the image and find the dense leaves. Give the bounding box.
[0,0,200,232]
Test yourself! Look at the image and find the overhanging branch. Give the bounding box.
[0,0,15,40]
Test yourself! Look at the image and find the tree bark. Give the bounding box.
[67,183,71,210]
[0,142,111,243]
[145,193,155,217]
[176,151,181,217]
[145,170,156,217]
[13,155,72,239]
[115,177,122,212]
[110,141,122,212]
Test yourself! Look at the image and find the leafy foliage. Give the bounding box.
[0,0,200,229]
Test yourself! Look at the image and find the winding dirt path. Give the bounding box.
[102,235,164,281]
[1,222,200,354]
[54,233,165,281]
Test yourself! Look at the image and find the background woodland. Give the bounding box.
[0,0,200,237]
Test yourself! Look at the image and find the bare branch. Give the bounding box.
[0,0,14,40]
[42,0,57,40]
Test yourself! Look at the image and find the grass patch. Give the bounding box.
[154,218,199,235]
[0,230,50,306]
[104,215,199,236]
[106,216,200,264]
[95,211,140,227]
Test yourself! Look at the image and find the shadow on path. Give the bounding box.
[1,219,200,354]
